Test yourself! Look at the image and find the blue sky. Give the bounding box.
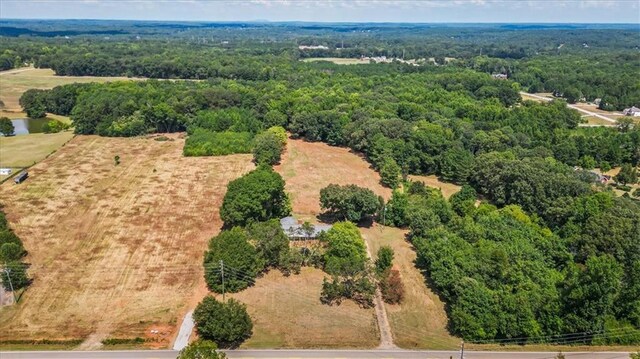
[1,0,639,23]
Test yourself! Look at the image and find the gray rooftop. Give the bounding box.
[280,217,332,238]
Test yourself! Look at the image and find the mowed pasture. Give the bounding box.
[226,267,380,349]
[0,67,135,118]
[361,226,460,350]
[274,138,392,218]
[0,135,254,346]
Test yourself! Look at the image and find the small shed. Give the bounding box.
[14,171,28,184]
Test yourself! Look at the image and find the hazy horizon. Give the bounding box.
[1,0,639,24]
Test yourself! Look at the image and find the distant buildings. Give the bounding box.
[298,45,329,50]
[492,73,508,80]
[623,106,640,117]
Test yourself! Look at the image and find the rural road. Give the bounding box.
[520,92,618,124]
[0,349,633,359]
[172,310,194,351]
[0,67,35,76]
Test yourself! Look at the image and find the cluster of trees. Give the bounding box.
[0,211,30,292]
[319,184,380,223]
[193,296,253,348]
[320,222,376,308]
[375,246,404,304]
[21,58,639,177]
[220,166,290,228]
[384,176,640,344]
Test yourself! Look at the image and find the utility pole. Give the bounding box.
[219,260,225,302]
[3,268,17,304]
[460,341,465,359]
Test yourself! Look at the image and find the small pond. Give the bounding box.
[5,118,51,136]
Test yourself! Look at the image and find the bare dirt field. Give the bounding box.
[408,174,461,199]
[0,67,135,118]
[274,138,391,218]
[361,226,460,350]
[0,134,254,346]
[221,267,380,349]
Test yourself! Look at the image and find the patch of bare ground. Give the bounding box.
[274,138,391,218]
[361,225,460,350]
[0,134,254,345]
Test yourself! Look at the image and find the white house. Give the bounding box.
[623,106,640,117]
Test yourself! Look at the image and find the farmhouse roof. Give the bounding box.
[280,217,332,238]
[623,106,640,114]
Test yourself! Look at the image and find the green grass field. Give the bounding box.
[0,132,75,168]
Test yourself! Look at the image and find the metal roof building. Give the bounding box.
[280,217,332,240]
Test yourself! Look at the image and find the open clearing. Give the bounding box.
[301,57,371,65]
[361,226,460,350]
[0,67,135,118]
[0,132,75,168]
[274,138,391,218]
[0,134,254,346]
[408,174,461,199]
[223,267,379,349]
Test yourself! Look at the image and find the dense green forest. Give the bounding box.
[3,20,639,345]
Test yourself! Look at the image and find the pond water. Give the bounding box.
[6,118,51,135]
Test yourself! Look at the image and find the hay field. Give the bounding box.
[361,226,460,350]
[0,134,254,346]
[274,138,391,218]
[226,268,380,349]
[0,67,135,118]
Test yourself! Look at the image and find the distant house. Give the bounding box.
[0,168,11,176]
[14,170,28,184]
[492,73,508,80]
[280,217,332,240]
[623,106,640,117]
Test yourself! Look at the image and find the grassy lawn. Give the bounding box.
[0,131,75,168]
[361,225,460,350]
[0,134,254,347]
[225,267,380,349]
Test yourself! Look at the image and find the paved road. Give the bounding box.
[520,92,619,124]
[0,349,633,359]
[172,310,194,351]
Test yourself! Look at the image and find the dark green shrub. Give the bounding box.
[193,296,253,348]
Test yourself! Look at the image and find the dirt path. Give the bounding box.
[362,235,396,349]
